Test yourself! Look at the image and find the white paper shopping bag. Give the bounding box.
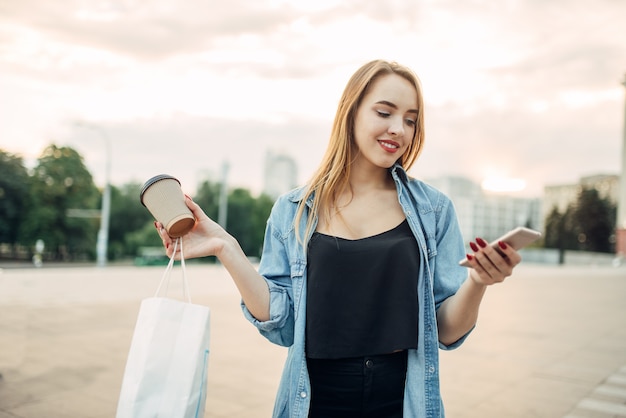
[116,238,211,418]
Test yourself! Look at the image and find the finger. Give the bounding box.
[474,238,512,282]
[472,250,501,283]
[474,237,499,266]
[496,241,522,266]
[467,256,497,285]
[154,221,175,250]
[184,195,209,220]
[465,241,495,275]
[478,244,513,280]
[155,222,168,238]
[483,241,518,276]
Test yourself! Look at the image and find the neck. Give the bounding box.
[348,162,394,194]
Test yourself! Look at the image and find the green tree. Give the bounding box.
[0,150,30,254]
[20,144,100,260]
[108,182,156,259]
[125,222,165,259]
[251,193,274,256]
[193,180,221,220]
[227,188,258,256]
[193,180,274,259]
[226,188,274,258]
[544,188,616,255]
[544,207,563,250]
[544,205,577,263]
[572,187,615,253]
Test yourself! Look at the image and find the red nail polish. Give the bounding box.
[469,242,479,252]
[466,254,474,261]
[498,241,507,250]
[476,237,487,248]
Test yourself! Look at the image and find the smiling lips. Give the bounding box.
[378,139,400,153]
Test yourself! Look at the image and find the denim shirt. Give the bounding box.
[242,164,471,417]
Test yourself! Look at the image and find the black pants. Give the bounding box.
[306,351,408,418]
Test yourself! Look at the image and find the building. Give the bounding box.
[263,151,298,200]
[580,174,620,203]
[543,174,619,222]
[543,184,579,217]
[426,176,543,245]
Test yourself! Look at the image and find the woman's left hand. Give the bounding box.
[465,238,522,285]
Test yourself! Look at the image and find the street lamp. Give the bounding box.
[218,160,229,229]
[616,74,626,258]
[74,121,111,267]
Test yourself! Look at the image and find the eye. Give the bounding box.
[405,118,417,127]
[376,110,391,118]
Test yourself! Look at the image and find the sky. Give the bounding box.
[1,0,625,198]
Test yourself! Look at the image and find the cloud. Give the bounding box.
[423,96,622,194]
[1,0,624,200]
[0,0,298,60]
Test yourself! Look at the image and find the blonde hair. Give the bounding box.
[294,59,426,245]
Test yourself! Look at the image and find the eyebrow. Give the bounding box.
[375,100,419,114]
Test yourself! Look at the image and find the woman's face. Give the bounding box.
[353,73,418,170]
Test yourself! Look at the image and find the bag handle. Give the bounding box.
[154,237,191,303]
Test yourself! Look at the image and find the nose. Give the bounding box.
[388,116,404,136]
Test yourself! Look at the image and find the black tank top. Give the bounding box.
[306,219,419,359]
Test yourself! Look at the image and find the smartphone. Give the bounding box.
[459,226,542,267]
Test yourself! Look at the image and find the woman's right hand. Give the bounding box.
[155,196,232,260]
[157,195,271,321]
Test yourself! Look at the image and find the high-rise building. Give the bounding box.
[263,151,298,200]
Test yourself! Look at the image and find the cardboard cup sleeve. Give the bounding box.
[140,174,195,237]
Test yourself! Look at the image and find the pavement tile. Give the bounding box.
[564,365,626,418]
[6,389,115,418]
[0,263,625,417]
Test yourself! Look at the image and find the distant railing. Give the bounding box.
[520,248,622,266]
[0,243,32,260]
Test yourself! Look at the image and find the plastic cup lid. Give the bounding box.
[139,174,180,206]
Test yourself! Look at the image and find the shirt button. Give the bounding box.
[429,366,435,374]
[365,359,374,368]
[300,391,307,398]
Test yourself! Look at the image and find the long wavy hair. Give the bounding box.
[294,59,426,245]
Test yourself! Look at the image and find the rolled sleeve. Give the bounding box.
[438,323,474,350]
[241,279,295,347]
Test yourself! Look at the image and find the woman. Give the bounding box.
[156,59,521,417]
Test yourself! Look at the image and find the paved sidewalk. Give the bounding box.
[0,263,625,417]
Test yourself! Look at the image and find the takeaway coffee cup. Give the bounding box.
[140,174,195,237]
